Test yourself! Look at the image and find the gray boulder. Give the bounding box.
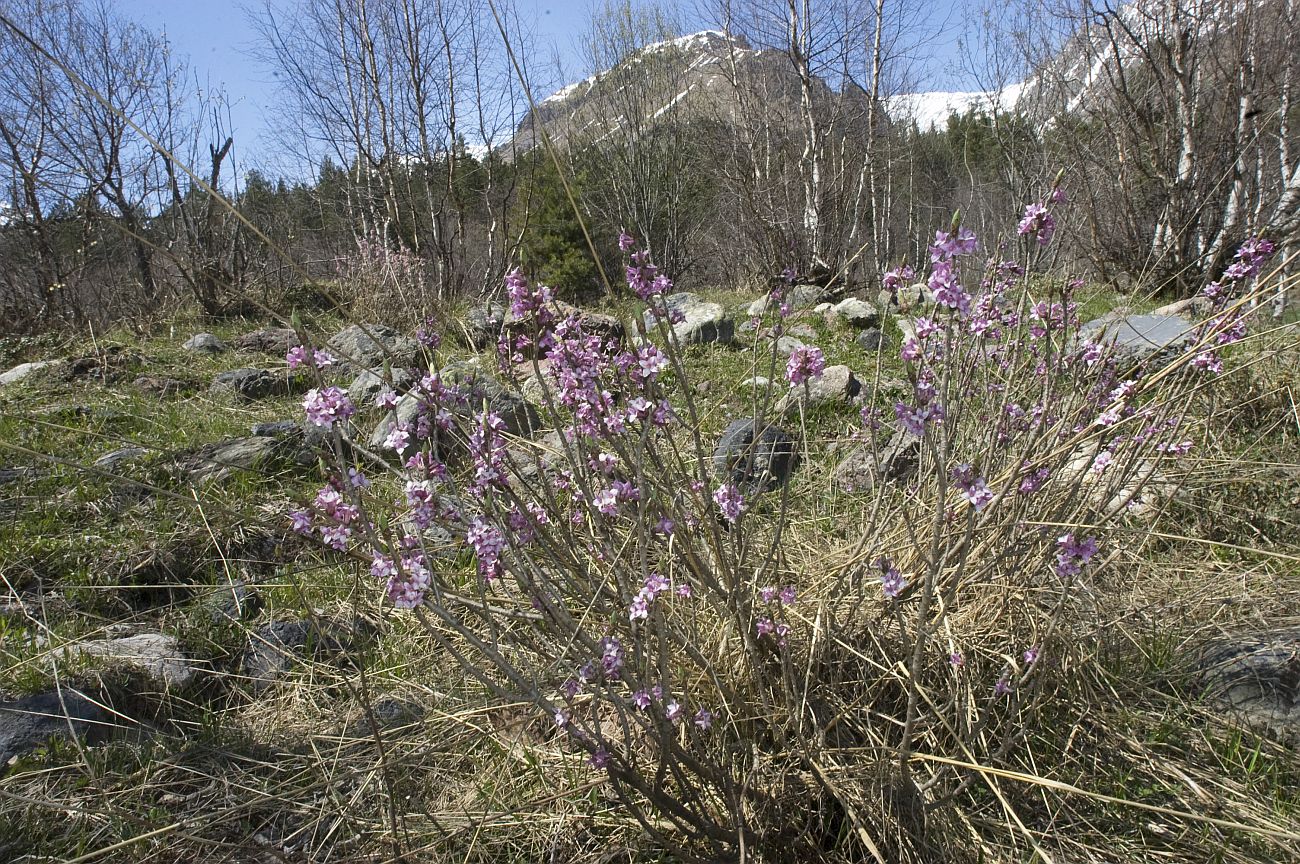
[327,323,420,370]
[457,302,506,349]
[832,427,923,492]
[834,298,880,329]
[210,368,300,401]
[183,333,227,354]
[0,360,61,387]
[243,618,361,694]
[857,328,886,352]
[1,689,108,764]
[64,632,197,689]
[748,284,834,317]
[187,435,281,483]
[133,375,193,398]
[774,336,811,357]
[92,446,149,472]
[1197,626,1300,743]
[775,364,861,414]
[645,293,734,346]
[350,366,414,402]
[713,418,799,493]
[233,327,298,355]
[1078,313,1196,363]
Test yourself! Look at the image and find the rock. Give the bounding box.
[740,376,771,391]
[857,328,886,352]
[327,323,420,370]
[501,301,625,357]
[64,632,197,689]
[787,323,818,340]
[0,360,61,387]
[1077,313,1196,363]
[183,333,227,354]
[248,419,329,455]
[369,377,539,460]
[349,367,414,402]
[187,436,281,483]
[645,293,734,346]
[0,466,37,486]
[774,336,810,356]
[747,284,833,318]
[1196,626,1300,743]
[210,368,301,401]
[204,580,264,625]
[457,302,506,349]
[233,327,298,355]
[349,697,426,738]
[775,364,861,414]
[713,418,799,493]
[832,427,924,492]
[813,302,834,314]
[882,283,935,314]
[834,298,880,329]
[695,380,711,395]
[92,446,149,471]
[242,618,361,693]
[1,689,108,764]
[133,375,194,398]
[62,346,141,384]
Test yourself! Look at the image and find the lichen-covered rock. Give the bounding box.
[713,418,799,493]
[1196,626,1300,744]
[1077,313,1195,363]
[856,328,886,352]
[233,327,298,355]
[832,427,923,492]
[457,302,506,349]
[64,632,198,689]
[833,298,880,329]
[776,364,861,414]
[210,368,302,401]
[327,323,420,370]
[645,293,734,346]
[183,333,227,354]
[1,689,108,764]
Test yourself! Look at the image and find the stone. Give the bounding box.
[774,336,809,356]
[740,376,771,390]
[502,301,625,356]
[133,375,194,398]
[775,364,861,414]
[210,368,301,401]
[857,328,885,352]
[1077,313,1195,362]
[813,302,834,314]
[0,360,61,387]
[0,466,37,485]
[349,366,414,402]
[1,689,108,764]
[349,697,426,738]
[183,333,227,354]
[787,323,818,340]
[369,378,539,460]
[747,284,833,318]
[204,580,264,625]
[187,436,280,483]
[832,427,923,492]
[457,302,506,349]
[92,446,149,471]
[1196,626,1300,743]
[64,632,197,689]
[327,323,420,370]
[242,618,360,693]
[645,293,734,346]
[233,327,298,355]
[713,418,799,493]
[834,298,880,329]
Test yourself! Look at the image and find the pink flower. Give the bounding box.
[713,483,745,523]
[785,345,825,386]
[303,386,356,427]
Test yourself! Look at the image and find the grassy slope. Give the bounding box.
[0,297,1296,863]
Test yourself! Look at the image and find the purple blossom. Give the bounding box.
[994,674,1012,696]
[589,748,610,768]
[632,689,651,710]
[949,652,965,667]
[1054,533,1099,579]
[693,708,713,730]
[665,701,684,725]
[1017,202,1056,246]
[785,345,826,386]
[303,386,356,427]
[779,585,797,606]
[877,557,907,599]
[713,482,745,523]
[467,517,507,580]
[289,509,313,534]
[1023,646,1040,665]
[618,230,635,252]
[286,345,308,369]
[950,463,994,511]
[756,617,775,637]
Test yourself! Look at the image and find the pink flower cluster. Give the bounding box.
[303,386,356,427]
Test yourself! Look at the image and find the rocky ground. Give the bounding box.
[0,285,1297,861]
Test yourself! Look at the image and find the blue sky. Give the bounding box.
[113,0,981,169]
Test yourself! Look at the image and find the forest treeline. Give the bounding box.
[1,0,1296,334]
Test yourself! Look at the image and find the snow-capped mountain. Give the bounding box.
[508,29,873,155]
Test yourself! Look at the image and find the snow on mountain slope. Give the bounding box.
[884,83,1024,131]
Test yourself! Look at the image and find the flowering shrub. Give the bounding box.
[285,205,1274,860]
